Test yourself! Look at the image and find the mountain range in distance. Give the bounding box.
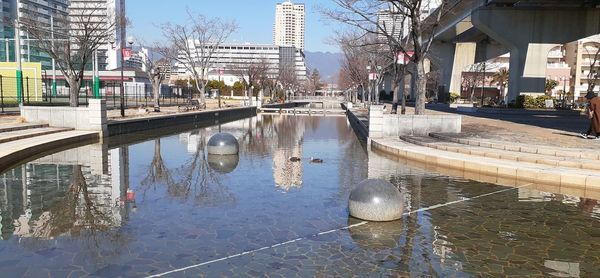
[304,51,343,83]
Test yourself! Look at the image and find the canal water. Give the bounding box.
[0,115,599,277]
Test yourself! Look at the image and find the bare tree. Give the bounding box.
[461,63,486,103]
[233,57,269,102]
[17,3,119,107]
[138,46,169,112]
[326,0,448,114]
[157,12,237,106]
[279,64,298,101]
[338,34,369,103]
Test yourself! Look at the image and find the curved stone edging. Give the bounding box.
[0,131,99,173]
[370,138,600,191]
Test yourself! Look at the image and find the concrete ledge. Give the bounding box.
[402,135,600,171]
[431,133,600,160]
[0,131,99,173]
[107,106,257,136]
[371,138,600,193]
[20,99,108,136]
[346,108,368,142]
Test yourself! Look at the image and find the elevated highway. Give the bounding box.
[421,0,600,102]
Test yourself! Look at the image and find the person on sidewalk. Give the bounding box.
[580,91,600,139]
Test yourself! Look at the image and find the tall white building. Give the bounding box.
[68,0,121,70]
[377,8,407,42]
[174,42,307,86]
[273,0,305,50]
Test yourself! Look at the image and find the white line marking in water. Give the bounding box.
[146,184,530,277]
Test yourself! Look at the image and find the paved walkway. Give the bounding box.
[348,104,600,193]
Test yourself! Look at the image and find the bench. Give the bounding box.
[178,99,206,112]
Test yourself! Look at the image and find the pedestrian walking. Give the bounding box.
[580,91,600,140]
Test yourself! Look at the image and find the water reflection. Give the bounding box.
[207,155,240,174]
[0,114,598,277]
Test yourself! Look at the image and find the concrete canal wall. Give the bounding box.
[107,106,257,136]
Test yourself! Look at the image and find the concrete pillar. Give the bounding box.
[506,43,558,101]
[450,43,477,94]
[430,42,476,100]
[472,8,600,103]
[88,99,107,137]
[368,105,384,139]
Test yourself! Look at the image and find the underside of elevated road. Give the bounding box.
[426,0,600,103]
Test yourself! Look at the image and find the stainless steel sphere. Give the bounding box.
[207,133,239,155]
[207,154,239,174]
[348,179,403,221]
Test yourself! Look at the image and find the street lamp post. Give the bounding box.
[366,63,372,104]
[119,37,134,117]
[480,62,486,107]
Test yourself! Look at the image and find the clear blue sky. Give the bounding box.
[127,0,341,53]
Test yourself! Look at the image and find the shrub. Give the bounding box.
[522,95,554,109]
[449,92,460,103]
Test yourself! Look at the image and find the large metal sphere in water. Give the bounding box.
[207,154,239,174]
[348,179,403,221]
[207,133,239,155]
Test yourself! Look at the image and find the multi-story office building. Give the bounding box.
[174,42,307,86]
[0,0,69,67]
[273,0,304,50]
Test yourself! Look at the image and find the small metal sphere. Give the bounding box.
[207,133,239,155]
[348,179,403,221]
[207,154,239,174]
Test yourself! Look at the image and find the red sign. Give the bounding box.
[397,51,414,65]
[122,47,132,61]
[369,73,378,80]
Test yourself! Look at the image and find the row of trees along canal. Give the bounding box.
[326,0,449,115]
[14,6,325,109]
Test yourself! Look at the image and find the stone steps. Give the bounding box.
[371,138,600,190]
[400,135,600,171]
[0,130,99,173]
[0,127,74,144]
[430,133,600,160]
[0,123,49,133]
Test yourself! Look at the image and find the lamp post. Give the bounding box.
[376,65,382,104]
[119,37,134,117]
[480,62,486,107]
[366,63,372,104]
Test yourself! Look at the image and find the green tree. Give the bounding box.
[492,68,509,104]
[232,81,245,96]
[545,79,559,95]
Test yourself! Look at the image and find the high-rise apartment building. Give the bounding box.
[0,0,119,70]
[0,0,69,66]
[273,0,304,50]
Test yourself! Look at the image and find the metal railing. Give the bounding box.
[0,75,195,114]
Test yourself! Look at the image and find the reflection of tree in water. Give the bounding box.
[140,139,174,197]
[141,131,236,206]
[19,165,128,261]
